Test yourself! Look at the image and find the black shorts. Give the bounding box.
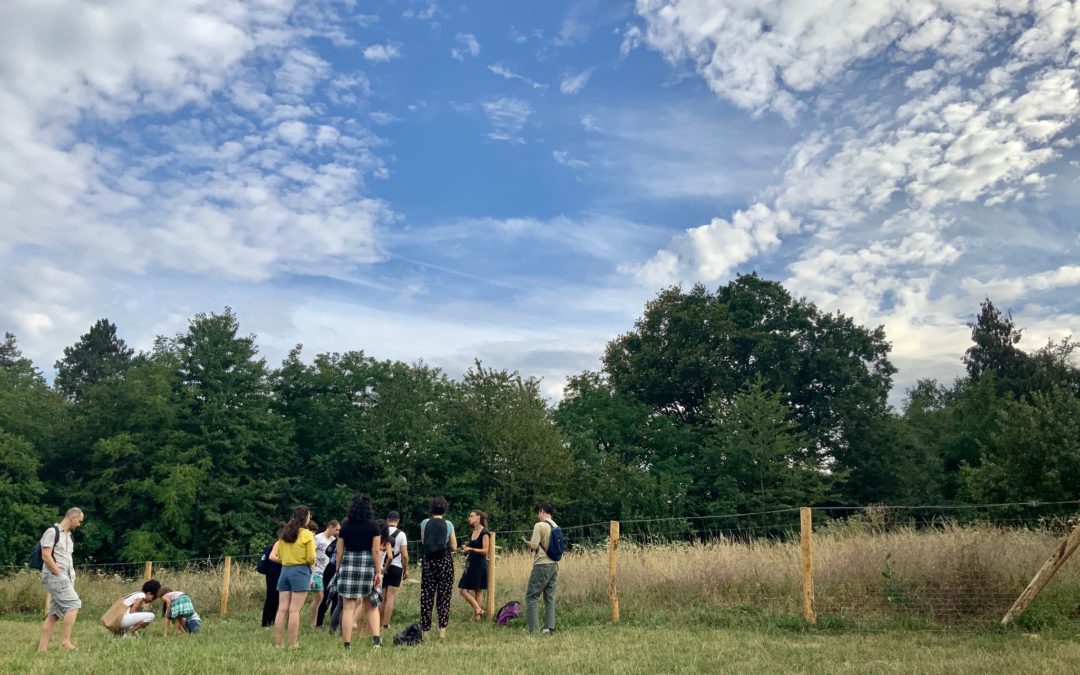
[382,566,403,588]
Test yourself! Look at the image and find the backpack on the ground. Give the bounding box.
[393,622,423,646]
[422,519,449,559]
[543,522,565,562]
[28,526,60,571]
[494,600,522,626]
[100,596,130,634]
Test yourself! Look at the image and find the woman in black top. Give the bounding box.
[458,510,490,621]
[335,494,383,649]
[258,523,285,628]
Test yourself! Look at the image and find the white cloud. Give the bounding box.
[580,114,600,132]
[451,33,481,61]
[627,0,1080,400]
[481,98,533,143]
[363,43,403,62]
[274,49,331,97]
[560,69,594,95]
[368,111,400,125]
[553,149,590,169]
[403,2,438,21]
[487,63,547,90]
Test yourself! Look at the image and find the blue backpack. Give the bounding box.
[543,522,565,562]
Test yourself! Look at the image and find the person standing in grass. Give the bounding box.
[37,507,85,652]
[309,519,340,628]
[458,510,490,621]
[380,510,409,629]
[257,522,285,628]
[270,505,316,648]
[523,502,560,635]
[419,497,457,639]
[336,494,383,649]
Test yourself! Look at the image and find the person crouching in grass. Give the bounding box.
[157,587,202,634]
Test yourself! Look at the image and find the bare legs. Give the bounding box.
[459,588,484,618]
[274,591,307,647]
[381,586,397,628]
[308,590,323,627]
[37,610,78,652]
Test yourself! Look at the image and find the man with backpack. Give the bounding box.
[380,511,409,629]
[522,501,563,635]
[34,507,85,652]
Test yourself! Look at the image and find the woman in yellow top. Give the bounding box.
[269,505,316,648]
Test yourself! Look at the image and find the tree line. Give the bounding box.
[2,274,1078,566]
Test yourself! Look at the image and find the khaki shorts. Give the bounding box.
[42,573,81,617]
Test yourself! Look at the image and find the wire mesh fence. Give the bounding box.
[4,502,1080,629]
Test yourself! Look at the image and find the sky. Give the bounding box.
[2,0,1079,404]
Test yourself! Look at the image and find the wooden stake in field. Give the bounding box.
[220,556,232,618]
[487,531,496,619]
[800,507,816,625]
[143,561,153,582]
[1001,520,1080,627]
[609,520,620,624]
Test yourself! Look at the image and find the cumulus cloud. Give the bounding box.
[627,0,1080,395]
[363,43,403,62]
[451,33,481,61]
[0,0,394,358]
[481,98,533,143]
[560,68,594,95]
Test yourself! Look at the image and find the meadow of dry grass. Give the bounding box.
[4,521,1079,629]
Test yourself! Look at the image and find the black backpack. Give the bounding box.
[393,622,423,646]
[423,519,449,559]
[28,526,60,571]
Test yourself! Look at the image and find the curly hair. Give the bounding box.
[344,493,372,525]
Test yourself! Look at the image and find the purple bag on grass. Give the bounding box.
[494,601,522,625]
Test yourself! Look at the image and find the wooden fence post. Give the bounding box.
[143,561,153,581]
[800,507,817,625]
[220,556,232,618]
[1002,520,1080,627]
[487,531,496,619]
[609,520,620,624]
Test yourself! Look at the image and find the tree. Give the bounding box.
[602,274,895,504]
[53,318,134,400]
[174,309,295,555]
[700,377,836,513]
[555,371,689,523]
[1,332,31,371]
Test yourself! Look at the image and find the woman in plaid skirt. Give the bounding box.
[335,493,384,649]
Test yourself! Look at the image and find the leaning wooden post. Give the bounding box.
[220,556,232,618]
[1002,520,1080,627]
[487,531,496,619]
[609,520,620,624]
[800,507,817,625]
[143,561,153,581]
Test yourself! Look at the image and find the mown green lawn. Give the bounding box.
[5,608,1080,674]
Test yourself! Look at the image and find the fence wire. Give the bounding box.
[4,502,1080,628]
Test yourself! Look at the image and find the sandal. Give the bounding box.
[470,610,484,622]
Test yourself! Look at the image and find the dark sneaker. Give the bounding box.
[372,636,382,648]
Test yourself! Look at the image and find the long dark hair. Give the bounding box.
[281,506,311,544]
[344,493,372,525]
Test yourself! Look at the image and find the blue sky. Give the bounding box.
[2,0,1079,402]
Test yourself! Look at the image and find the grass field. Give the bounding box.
[5,605,1080,674]
[6,523,1080,673]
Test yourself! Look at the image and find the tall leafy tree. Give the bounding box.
[175,309,295,555]
[53,318,134,400]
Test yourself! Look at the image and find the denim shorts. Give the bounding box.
[277,564,312,592]
[185,618,202,634]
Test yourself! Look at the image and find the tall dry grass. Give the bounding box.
[3,523,1077,625]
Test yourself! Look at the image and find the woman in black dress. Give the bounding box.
[458,510,490,621]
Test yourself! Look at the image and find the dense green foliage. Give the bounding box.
[1,277,1077,565]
